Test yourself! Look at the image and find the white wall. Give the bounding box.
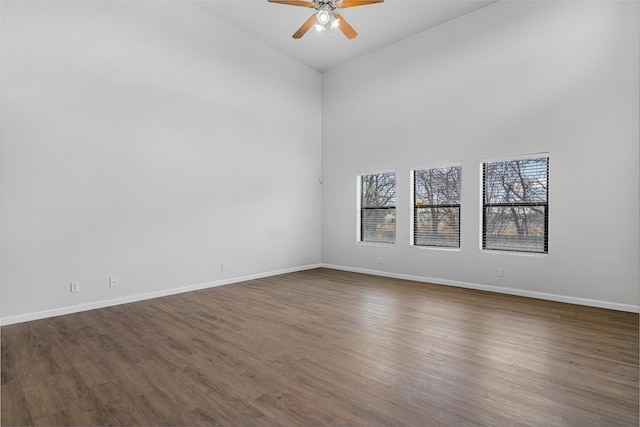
[1,0,322,323]
[2,1,638,324]
[322,1,639,311]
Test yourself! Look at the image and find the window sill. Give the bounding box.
[356,241,396,247]
[480,249,549,258]
[410,245,461,252]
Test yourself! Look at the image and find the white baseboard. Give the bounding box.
[3,262,636,325]
[1,264,322,326]
[321,263,640,313]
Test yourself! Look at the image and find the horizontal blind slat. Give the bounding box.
[360,171,396,244]
[482,157,549,253]
[413,165,461,248]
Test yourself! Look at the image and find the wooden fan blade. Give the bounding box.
[293,13,318,39]
[338,0,384,9]
[268,0,315,7]
[333,13,357,39]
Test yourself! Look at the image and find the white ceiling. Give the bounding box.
[190,0,496,72]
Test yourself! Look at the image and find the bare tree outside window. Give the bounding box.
[483,157,549,253]
[359,172,396,244]
[413,165,461,248]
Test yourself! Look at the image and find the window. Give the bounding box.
[482,156,549,253]
[358,171,396,244]
[412,165,461,248]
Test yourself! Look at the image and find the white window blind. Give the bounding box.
[413,165,461,248]
[482,156,549,253]
[359,172,396,244]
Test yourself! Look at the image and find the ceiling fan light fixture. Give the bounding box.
[317,9,331,25]
[268,0,382,40]
[316,3,332,25]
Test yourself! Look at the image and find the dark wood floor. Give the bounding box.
[2,268,638,426]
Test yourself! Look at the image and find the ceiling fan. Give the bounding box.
[268,0,384,39]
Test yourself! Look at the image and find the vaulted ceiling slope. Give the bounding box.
[190,0,496,72]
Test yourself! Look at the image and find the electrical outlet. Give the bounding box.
[377,256,383,264]
[70,282,80,293]
[109,277,118,288]
[221,263,227,271]
[497,268,504,277]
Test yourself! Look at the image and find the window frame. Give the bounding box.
[356,170,397,246]
[410,163,462,250]
[480,154,549,255]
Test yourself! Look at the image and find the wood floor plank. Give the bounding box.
[2,268,638,426]
[1,379,34,426]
